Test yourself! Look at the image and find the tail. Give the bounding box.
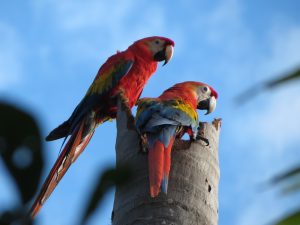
[148,135,175,198]
[30,114,98,218]
[45,120,70,141]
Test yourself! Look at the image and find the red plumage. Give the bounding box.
[30,36,174,218]
[148,141,164,197]
[148,137,174,197]
[136,81,218,197]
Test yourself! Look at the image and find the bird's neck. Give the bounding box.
[160,87,198,109]
[128,44,153,63]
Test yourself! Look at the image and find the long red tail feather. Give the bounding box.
[30,120,95,218]
[148,141,164,197]
[161,136,175,194]
[148,136,175,198]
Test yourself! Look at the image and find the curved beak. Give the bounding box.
[198,96,217,115]
[153,45,174,66]
[163,45,173,66]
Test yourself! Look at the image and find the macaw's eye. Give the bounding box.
[155,40,160,44]
[203,86,208,92]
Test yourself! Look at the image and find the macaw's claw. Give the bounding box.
[118,94,137,131]
[196,134,209,146]
[127,114,137,131]
[139,134,148,154]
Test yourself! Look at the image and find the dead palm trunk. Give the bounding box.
[112,106,221,225]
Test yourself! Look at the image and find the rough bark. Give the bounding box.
[112,107,221,225]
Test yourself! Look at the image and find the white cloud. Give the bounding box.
[199,0,244,43]
[233,23,300,155]
[54,1,134,32]
[0,22,23,90]
[233,85,300,165]
[30,0,176,64]
[236,192,295,225]
[231,23,300,225]
[256,90,300,150]
[264,25,300,76]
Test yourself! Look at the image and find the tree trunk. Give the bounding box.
[112,106,221,225]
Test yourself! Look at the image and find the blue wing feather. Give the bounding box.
[49,60,134,140]
[136,99,198,136]
[69,60,134,129]
[147,126,177,148]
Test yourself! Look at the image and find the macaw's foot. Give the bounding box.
[196,134,209,146]
[118,94,136,130]
[139,134,148,154]
[127,114,137,131]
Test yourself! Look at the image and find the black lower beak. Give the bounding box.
[153,45,173,66]
[154,49,166,62]
[198,99,210,111]
[198,96,217,115]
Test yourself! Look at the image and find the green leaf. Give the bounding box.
[0,208,33,225]
[281,180,300,195]
[235,66,300,104]
[273,210,300,225]
[266,67,300,88]
[270,166,300,185]
[0,102,44,204]
[80,165,133,225]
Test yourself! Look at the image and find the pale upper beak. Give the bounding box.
[163,45,174,66]
[153,44,174,66]
[198,96,217,115]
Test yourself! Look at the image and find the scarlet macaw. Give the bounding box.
[135,81,218,197]
[30,36,174,218]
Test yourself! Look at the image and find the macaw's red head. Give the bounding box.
[173,81,218,115]
[130,36,175,65]
[193,81,218,115]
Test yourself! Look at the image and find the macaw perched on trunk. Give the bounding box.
[30,36,174,218]
[135,81,218,197]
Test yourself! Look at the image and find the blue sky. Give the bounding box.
[1,0,300,224]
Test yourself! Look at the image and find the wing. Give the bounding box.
[46,58,134,141]
[86,58,134,96]
[136,98,198,135]
[70,59,134,126]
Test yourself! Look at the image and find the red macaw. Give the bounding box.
[135,81,218,197]
[30,36,174,218]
